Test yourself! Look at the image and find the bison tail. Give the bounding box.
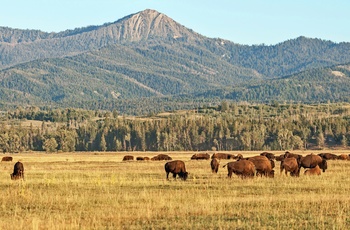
[222,163,228,168]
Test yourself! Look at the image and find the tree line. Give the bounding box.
[0,102,349,153]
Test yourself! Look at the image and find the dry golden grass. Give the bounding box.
[0,151,350,229]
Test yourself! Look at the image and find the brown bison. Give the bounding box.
[191,153,210,160]
[223,160,255,178]
[337,154,349,161]
[151,154,172,161]
[10,161,24,180]
[136,156,150,161]
[210,158,220,173]
[304,165,321,176]
[276,151,302,162]
[280,157,301,177]
[211,153,234,160]
[300,154,327,172]
[243,156,275,178]
[1,156,13,162]
[318,153,338,160]
[122,155,134,161]
[275,154,285,161]
[284,151,303,159]
[260,152,275,160]
[164,160,188,180]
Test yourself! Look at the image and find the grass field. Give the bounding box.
[0,150,350,230]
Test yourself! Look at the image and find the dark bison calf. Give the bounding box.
[1,156,13,162]
[164,160,188,180]
[10,161,24,180]
[210,158,220,173]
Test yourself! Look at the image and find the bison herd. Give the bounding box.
[2,151,349,182]
[119,151,348,180]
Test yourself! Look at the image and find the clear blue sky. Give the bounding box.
[1,0,349,45]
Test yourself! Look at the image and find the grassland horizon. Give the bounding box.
[0,150,349,229]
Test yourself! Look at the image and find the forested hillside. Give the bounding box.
[1,9,350,112]
[1,103,349,153]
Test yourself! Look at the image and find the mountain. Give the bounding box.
[1,9,350,113]
[0,9,204,69]
[195,63,350,103]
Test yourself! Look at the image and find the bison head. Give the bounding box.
[179,172,188,181]
[10,173,19,180]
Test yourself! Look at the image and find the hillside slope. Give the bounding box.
[1,9,350,112]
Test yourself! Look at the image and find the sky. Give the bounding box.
[1,0,350,45]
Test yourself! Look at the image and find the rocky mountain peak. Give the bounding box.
[112,9,194,41]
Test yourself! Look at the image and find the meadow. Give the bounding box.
[0,150,350,230]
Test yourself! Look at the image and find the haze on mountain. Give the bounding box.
[0,9,350,114]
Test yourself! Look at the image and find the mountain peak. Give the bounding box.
[112,9,197,42]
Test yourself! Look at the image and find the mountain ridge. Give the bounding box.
[1,9,350,114]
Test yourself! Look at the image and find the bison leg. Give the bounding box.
[172,173,177,180]
[227,170,233,178]
[280,164,284,175]
[166,172,170,180]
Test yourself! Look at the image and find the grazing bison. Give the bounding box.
[211,153,234,160]
[280,157,301,177]
[223,160,255,178]
[300,154,327,172]
[151,154,172,161]
[210,158,220,173]
[243,156,274,178]
[136,157,150,161]
[1,156,13,162]
[191,153,210,160]
[318,153,338,160]
[304,165,321,176]
[337,154,349,161]
[10,161,24,180]
[164,160,188,180]
[260,152,275,160]
[122,155,134,161]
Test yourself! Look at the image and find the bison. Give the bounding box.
[337,154,349,161]
[210,158,220,173]
[284,151,303,159]
[211,153,234,160]
[1,156,13,162]
[151,154,172,161]
[223,160,255,178]
[10,161,24,180]
[300,154,327,172]
[242,156,275,178]
[280,157,301,177]
[260,152,275,160]
[191,153,210,160]
[304,165,321,176]
[318,153,338,160]
[136,156,150,161]
[275,154,285,161]
[164,160,188,180]
[122,155,134,161]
